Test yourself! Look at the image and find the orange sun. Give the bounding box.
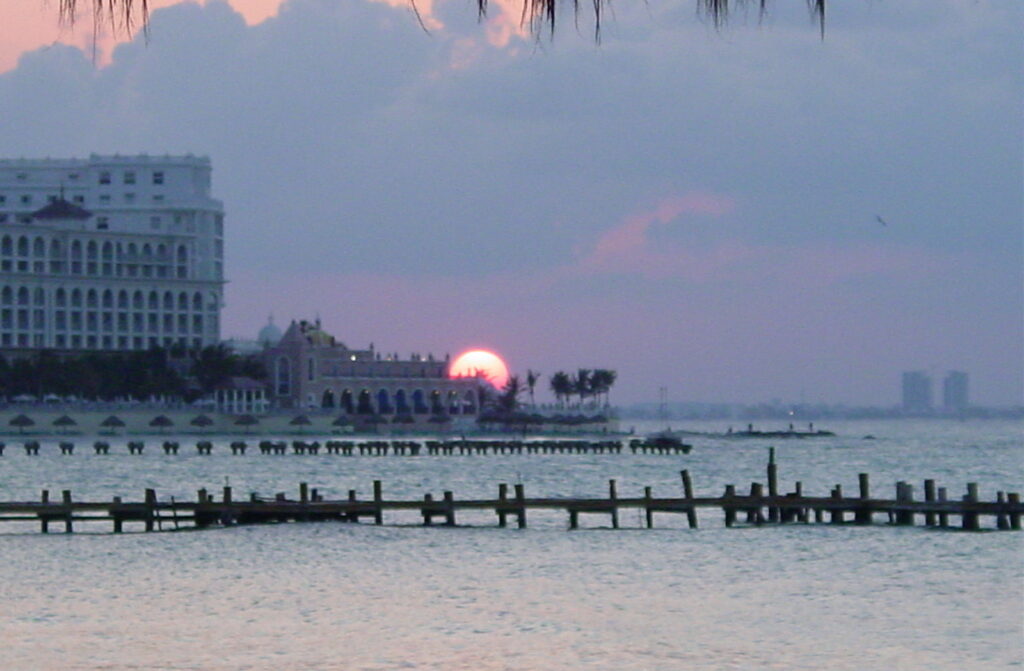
[449,349,510,389]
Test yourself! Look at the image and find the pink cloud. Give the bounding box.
[577,192,738,278]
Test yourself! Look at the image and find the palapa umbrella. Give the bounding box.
[52,415,78,434]
[289,414,312,434]
[331,415,352,427]
[149,415,174,434]
[99,415,126,435]
[9,414,35,434]
[234,414,259,434]
[190,414,214,431]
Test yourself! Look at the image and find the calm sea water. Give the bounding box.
[1,419,1021,670]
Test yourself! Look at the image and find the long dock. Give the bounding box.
[1,451,1020,534]
[0,437,691,456]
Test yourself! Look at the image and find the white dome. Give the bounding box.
[258,316,282,346]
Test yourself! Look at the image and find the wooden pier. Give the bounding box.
[0,437,692,457]
[1,451,1019,534]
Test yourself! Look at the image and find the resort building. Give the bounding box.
[262,319,485,417]
[0,154,224,354]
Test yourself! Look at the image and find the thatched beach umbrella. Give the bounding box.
[52,415,78,434]
[9,414,35,434]
[149,415,174,434]
[331,415,352,427]
[289,414,312,434]
[234,414,259,434]
[99,415,126,435]
[190,414,214,432]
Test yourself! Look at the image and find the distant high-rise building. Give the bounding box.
[901,371,933,413]
[942,371,969,412]
[0,154,224,354]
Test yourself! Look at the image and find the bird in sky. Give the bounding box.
[874,214,889,226]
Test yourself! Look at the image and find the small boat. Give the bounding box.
[641,429,693,453]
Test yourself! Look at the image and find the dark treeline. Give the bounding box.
[0,345,265,402]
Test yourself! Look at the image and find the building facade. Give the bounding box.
[901,371,933,414]
[263,319,485,417]
[0,154,224,353]
[942,371,969,413]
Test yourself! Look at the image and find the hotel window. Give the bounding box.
[99,172,111,185]
[0,215,7,224]
[16,173,27,181]
[20,195,31,205]
[153,171,164,185]
[68,173,80,181]
[153,194,164,202]
[97,217,109,231]
[124,193,135,203]
[99,194,111,204]
[124,171,136,185]
[0,195,5,204]
[150,216,161,229]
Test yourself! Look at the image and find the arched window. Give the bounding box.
[86,240,98,260]
[102,242,113,260]
[148,291,158,310]
[71,288,82,307]
[127,243,138,257]
[142,244,153,258]
[0,286,11,305]
[377,389,393,414]
[132,290,144,310]
[86,289,98,308]
[340,390,354,414]
[33,237,45,257]
[71,240,83,259]
[448,390,460,414]
[34,288,45,306]
[17,236,29,256]
[464,390,478,414]
[55,288,66,307]
[321,389,335,409]
[412,389,428,415]
[177,245,188,263]
[118,290,128,309]
[49,239,62,257]
[276,357,291,396]
[17,287,29,306]
[178,292,188,311]
[430,390,443,414]
[193,292,203,311]
[163,291,174,311]
[395,389,410,415]
[102,290,113,309]
[357,389,374,415]
[1,236,12,255]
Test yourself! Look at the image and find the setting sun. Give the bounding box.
[449,349,509,389]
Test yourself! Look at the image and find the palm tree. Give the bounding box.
[572,369,593,408]
[590,369,617,407]
[549,371,572,408]
[57,1,828,40]
[526,369,540,407]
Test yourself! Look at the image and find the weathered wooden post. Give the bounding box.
[145,488,157,532]
[443,491,455,526]
[1008,493,1021,531]
[830,485,844,524]
[795,481,808,523]
[962,483,979,531]
[112,496,123,533]
[62,490,74,533]
[681,470,698,529]
[855,473,871,525]
[749,483,765,525]
[568,507,579,529]
[497,483,508,528]
[514,483,527,529]
[937,487,949,528]
[897,482,914,526]
[767,448,779,523]
[347,489,358,523]
[723,484,736,527]
[373,480,383,525]
[924,479,936,526]
[996,492,1009,530]
[422,493,434,526]
[608,479,619,529]
[40,489,50,533]
[644,486,654,529]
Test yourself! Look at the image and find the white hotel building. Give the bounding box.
[0,154,224,354]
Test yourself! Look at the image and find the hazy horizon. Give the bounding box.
[1,0,1021,407]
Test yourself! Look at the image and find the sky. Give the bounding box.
[0,0,1020,406]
